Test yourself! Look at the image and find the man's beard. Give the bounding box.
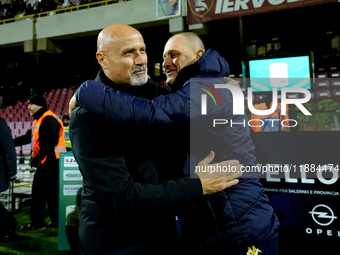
[130,65,148,86]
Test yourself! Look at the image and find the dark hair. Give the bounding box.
[62,115,70,121]
[28,94,47,108]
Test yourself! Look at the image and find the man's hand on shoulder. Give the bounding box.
[224,77,241,89]
[69,94,77,116]
[195,151,243,195]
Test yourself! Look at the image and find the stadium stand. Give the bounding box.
[0,0,129,24]
[0,87,75,210]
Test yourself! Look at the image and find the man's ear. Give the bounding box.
[96,52,106,68]
[196,49,204,60]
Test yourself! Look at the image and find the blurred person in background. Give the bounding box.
[0,116,18,241]
[62,114,72,151]
[25,3,35,16]
[14,94,67,232]
[158,0,179,17]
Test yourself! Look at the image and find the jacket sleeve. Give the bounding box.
[76,80,197,128]
[70,108,203,217]
[38,116,61,158]
[0,121,17,177]
[14,129,32,147]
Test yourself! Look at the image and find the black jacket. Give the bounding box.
[0,117,17,192]
[14,107,61,163]
[70,71,203,255]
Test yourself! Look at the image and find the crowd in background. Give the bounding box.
[0,0,129,21]
[0,81,30,109]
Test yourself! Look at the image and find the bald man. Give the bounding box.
[95,24,148,86]
[70,24,242,255]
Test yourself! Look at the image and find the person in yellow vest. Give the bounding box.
[62,115,72,151]
[14,94,67,232]
[251,95,290,132]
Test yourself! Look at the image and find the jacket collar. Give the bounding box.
[170,63,200,92]
[95,70,159,100]
[33,107,48,120]
[170,49,230,92]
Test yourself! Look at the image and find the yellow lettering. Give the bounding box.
[247,246,262,255]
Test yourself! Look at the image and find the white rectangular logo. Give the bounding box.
[64,156,79,167]
[63,185,82,196]
[63,170,82,181]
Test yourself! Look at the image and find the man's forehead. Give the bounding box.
[163,36,188,53]
[114,34,145,51]
[170,35,187,46]
[100,32,144,51]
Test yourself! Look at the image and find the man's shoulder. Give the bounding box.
[0,119,9,137]
[72,106,106,121]
[41,114,61,127]
[70,107,116,130]
[188,76,230,96]
[69,107,123,156]
[0,118,5,129]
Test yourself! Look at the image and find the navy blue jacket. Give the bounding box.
[70,72,203,255]
[0,117,17,192]
[76,49,280,251]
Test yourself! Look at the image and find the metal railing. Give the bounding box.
[0,0,126,25]
[36,0,120,17]
[0,14,35,25]
[0,154,34,211]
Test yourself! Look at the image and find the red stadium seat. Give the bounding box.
[22,144,31,156]
[14,122,23,129]
[23,122,32,131]
[8,122,15,130]
[17,109,25,115]
[11,129,21,138]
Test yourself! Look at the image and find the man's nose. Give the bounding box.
[162,57,171,69]
[135,52,147,65]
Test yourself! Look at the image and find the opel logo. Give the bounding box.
[309,204,337,226]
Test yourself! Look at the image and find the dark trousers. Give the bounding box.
[0,200,18,235]
[30,158,59,226]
